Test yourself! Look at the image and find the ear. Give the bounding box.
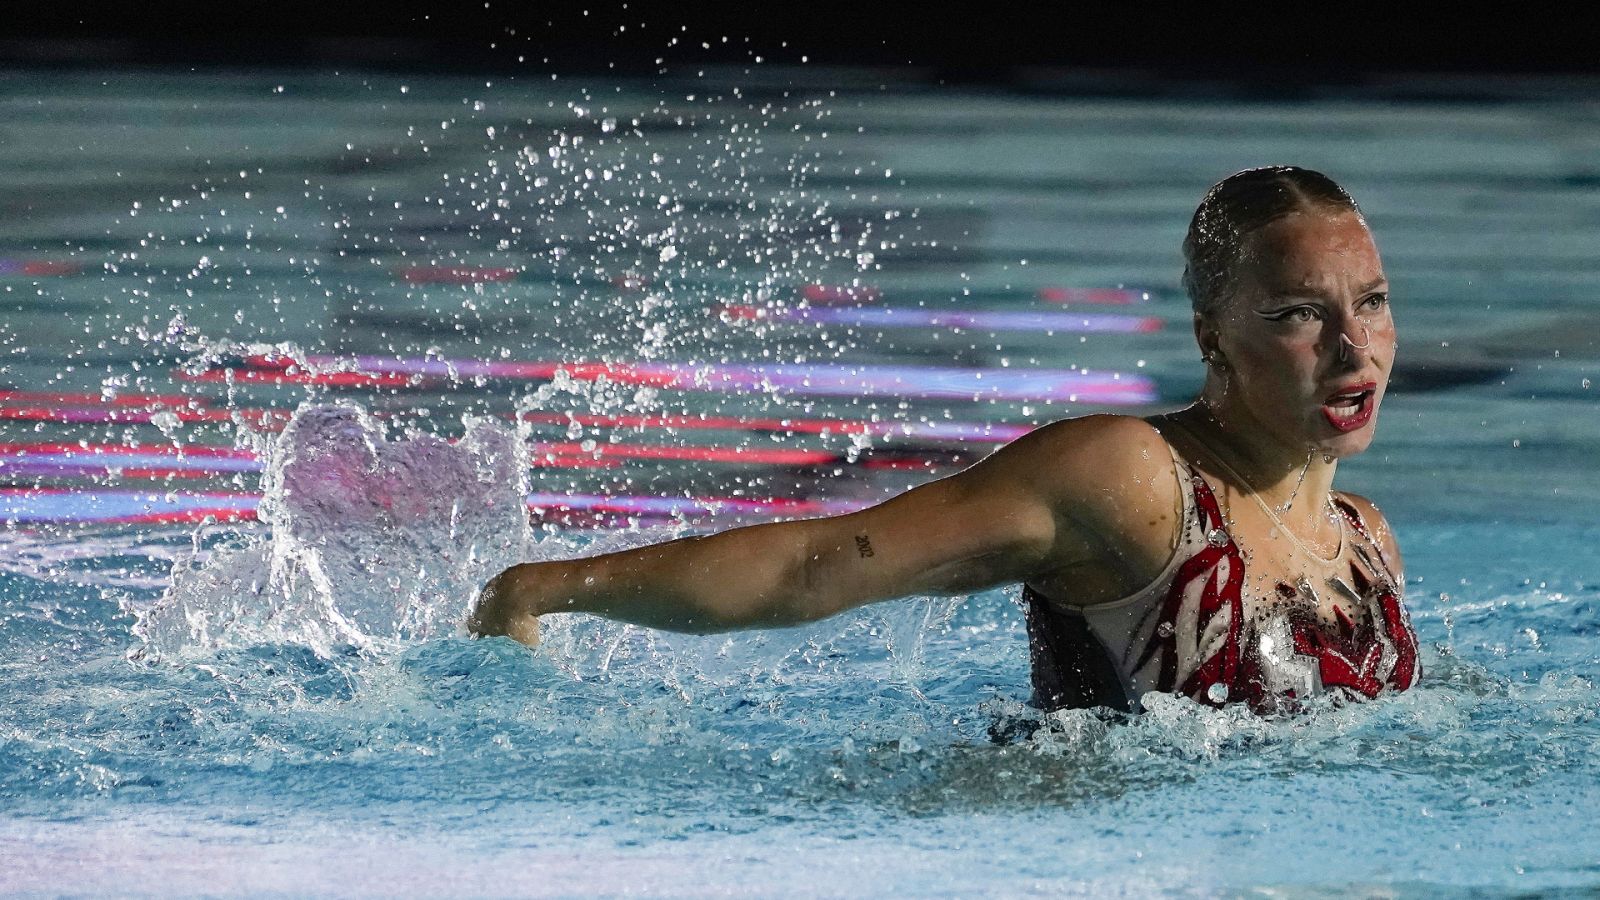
[1193,312,1223,365]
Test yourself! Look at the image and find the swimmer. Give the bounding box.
[470,166,1419,713]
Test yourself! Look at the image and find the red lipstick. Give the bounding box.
[1322,382,1377,432]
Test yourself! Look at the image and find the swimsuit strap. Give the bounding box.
[1148,425,1207,538]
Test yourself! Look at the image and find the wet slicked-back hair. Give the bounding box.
[1182,166,1362,317]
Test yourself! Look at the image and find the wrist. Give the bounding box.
[508,561,582,618]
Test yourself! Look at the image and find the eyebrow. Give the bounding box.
[1259,277,1389,305]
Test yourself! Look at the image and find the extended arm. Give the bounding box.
[467,415,1173,645]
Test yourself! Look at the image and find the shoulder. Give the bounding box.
[997,414,1170,470]
[981,413,1181,524]
[1335,490,1404,573]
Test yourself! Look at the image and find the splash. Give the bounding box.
[133,402,533,659]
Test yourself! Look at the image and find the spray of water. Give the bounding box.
[133,401,533,659]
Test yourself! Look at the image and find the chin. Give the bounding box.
[1314,424,1378,459]
[1319,439,1372,460]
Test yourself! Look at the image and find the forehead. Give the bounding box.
[1238,209,1384,294]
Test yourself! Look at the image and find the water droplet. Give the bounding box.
[1206,682,1230,704]
[150,411,182,440]
[1156,621,1175,638]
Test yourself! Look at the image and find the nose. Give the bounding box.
[1333,317,1372,364]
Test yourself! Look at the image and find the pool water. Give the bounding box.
[1,67,1598,896]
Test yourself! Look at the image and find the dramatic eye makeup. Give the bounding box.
[1255,304,1323,323]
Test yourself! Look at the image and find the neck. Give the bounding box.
[1174,387,1337,521]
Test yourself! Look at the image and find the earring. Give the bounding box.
[1204,351,1228,403]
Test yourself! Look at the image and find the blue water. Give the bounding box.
[2,68,1599,896]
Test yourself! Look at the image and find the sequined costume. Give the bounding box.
[1024,444,1419,713]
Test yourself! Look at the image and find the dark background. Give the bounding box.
[3,2,1598,84]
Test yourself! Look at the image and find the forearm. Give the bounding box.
[490,519,831,634]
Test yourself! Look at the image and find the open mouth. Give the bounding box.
[1322,383,1376,432]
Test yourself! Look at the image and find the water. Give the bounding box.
[2,67,1599,896]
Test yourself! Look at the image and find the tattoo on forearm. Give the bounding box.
[855,534,875,558]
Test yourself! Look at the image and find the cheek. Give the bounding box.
[1233,335,1321,389]
[1370,318,1399,369]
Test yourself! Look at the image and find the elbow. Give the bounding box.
[767,540,846,626]
[652,525,845,632]
[686,592,820,634]
[673,612,746,635]
[693,544,837,632]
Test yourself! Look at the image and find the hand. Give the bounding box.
[468,565,542,648]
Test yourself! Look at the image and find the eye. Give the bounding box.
[1361,293,1389,312]
[1261,305,1321,324]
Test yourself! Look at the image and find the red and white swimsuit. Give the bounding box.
[1024,445,1421,714]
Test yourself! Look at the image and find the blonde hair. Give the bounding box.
[1182,166,1362,317]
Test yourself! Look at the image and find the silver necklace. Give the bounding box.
[1171,414,1366,619]
[1276,452,1313,514]
[1174,415,1343,564]
[1206,450,1352,611]
[1222,462,1345,566]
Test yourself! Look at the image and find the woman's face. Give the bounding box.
[1206,208,1395,460]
